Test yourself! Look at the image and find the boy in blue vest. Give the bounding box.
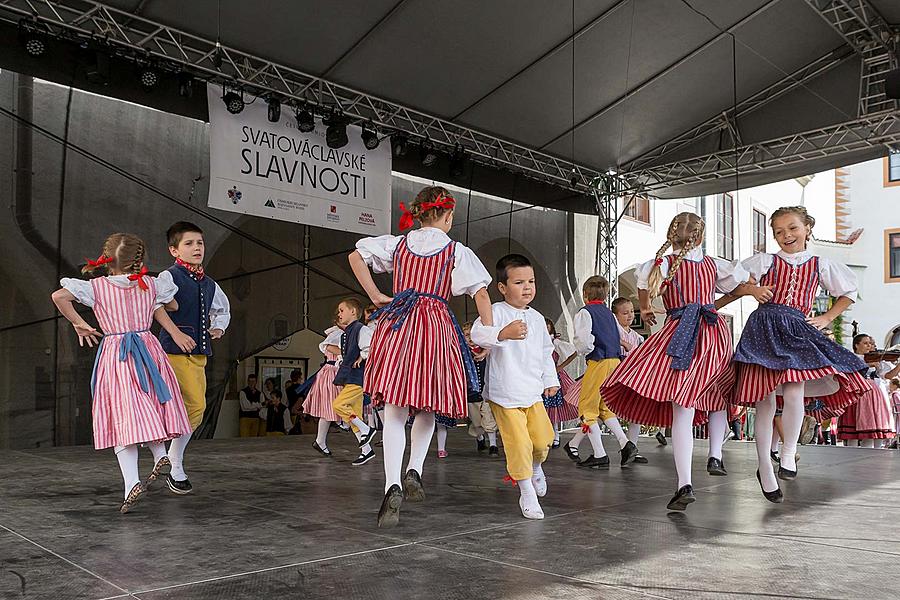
[330,297,376,466]
[569,275,637,469]
[156,221,231,494]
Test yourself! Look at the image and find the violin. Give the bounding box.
[864,350,900,363]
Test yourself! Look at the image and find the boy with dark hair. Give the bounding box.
[239,374,263,437]
[261,390,292,435]
[156,221,231,494]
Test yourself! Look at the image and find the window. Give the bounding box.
[887,153,900,185]
[716,193,734,260]
[752,209,766,254]
[887,229,900,282]
[623,195,650,224]
[699,196,707,253]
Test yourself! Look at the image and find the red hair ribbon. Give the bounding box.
[397,194,456,231]
[128,265,150,291]
[654,258,664,266]
[502,475,518,487]
[398,202,415,231]
[87,255,114,268]
[581,422,591,434]
[585,300,605,305]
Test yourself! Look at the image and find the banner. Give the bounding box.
[206,84,392,235]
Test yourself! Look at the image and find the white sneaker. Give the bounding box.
[532,473,547,497]
[519,493,544,520]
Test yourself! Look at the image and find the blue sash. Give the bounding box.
[91,329,172,404]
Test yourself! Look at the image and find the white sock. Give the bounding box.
[168,432,192,481]
[148,441,167,463]
[115,444,140,499]
[603,417,629,448]
[707,410,727,460]
[477,434,484,442]
[436,424,448,452]
[671,403,695,488]
[860,439,875,448]
[516,478,543,519]
[360,443,373,455]
[531,461,547,497]
[350,416,370,435]
[845,439,859,447]
[407,410,435,476]
[627,423,640,445]
[770,428,781,453]
[755,394,779,492]
[316,419,330,449]
[568,431,585,450]
[383,404,409,492]
[488,431,498,447]
[587,423,608,458]
[553,430,560,444]
[779,382,805,471]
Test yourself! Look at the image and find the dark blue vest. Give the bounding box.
[334,320,365,387]
[158,264,218,356]
[467,358,486,402]
[265,403,288,433]
[582,303,623,361]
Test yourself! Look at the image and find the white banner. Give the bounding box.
[206,83,392,235]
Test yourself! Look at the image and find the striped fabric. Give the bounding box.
[546,351,579,424]
[836,380,895,440]
[601,255,734,428]
[365,237,468,418]
[90,277,191,450]
[301,356,341,421]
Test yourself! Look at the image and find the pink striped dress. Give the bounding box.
[601,255,736,427]
[545,344,579,424]
[65,276,192,450]
[837,361,895,441]
[301,340,342,422]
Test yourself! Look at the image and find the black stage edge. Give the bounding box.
[1,432,897,599]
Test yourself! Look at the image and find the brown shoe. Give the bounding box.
[120,482,146,514]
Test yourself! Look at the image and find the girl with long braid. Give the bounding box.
[601,212,751,511]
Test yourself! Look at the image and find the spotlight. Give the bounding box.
[420,139,438,167]
[361,123,380,150]
[295,105,315,133]
[84,51,111,86]
[391,134,408,158]
[139,66,159,89]
[267,96,281,123]
[176,71,193,98]
[449,144,466,178]
[570,167,579,188]
[18,20,45,57]
[223,89,245,114]
[324,113,349,149]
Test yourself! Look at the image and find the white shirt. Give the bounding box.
[319,326,344,356]
[156,269,232,331]
[634,248,749,293]
[239,389,263,413]
[552,338,576,365]
[471,302,560,409]
[61,275,177,309]
[618,323,644,357]
[355,227,491,297]
[259,403,293,433]
[572,309,601,356]
[741,250,858,302]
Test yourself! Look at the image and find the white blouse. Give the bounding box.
[635,248,749,293]
[156,270,232,331]
[319,326,343,356]
[60,275,177,309]
[552,338,576,364]
[355,227,491,297]
[741,250,858,301]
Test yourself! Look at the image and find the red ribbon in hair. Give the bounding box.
[502,475,518,487]
[585,300,605,305]
[128,265,150,291]
[87,255,114,268]
[397,194,456,231]
[654,258,664,266]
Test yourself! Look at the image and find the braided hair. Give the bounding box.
[81,233,147,276]
[770,205,816,241]
[410,185,454,224]
[646,212,706,299]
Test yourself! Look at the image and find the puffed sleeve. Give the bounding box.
[553,339,576,362]
[711,257,750,294]
[741,253,773,282]
[60,278,95,308]
[572,309,595,355]
[818,257,858,302]
[319,327,343,355]
[358,325,374,360]
[355,235,403,274]
[153,274,178,307]
[451,243,492,297]
[635,257,667,291]
[209,283,231,331]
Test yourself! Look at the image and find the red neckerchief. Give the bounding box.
[176,258,205,279]
[586,300,605,305]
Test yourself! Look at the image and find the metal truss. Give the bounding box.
[0,0,602,191]
[589,174,624,300]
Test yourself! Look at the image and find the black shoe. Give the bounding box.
[358,427,377,449]
[312,441,333,457]
[620,441,638,467]
[756,470,784,503]
[352,449,375,466]
[476,438,487,453]
[770,451,780,464]
[656,431,668,446]
[577,454,610,469]
[166,474,193,495]
[403,469,425,502]
[551,440,560,448]
[377,484,403,528]
[706,457,727,476]
[489,446,499,457]
[666,484,696,511]
[632,454,649,464]
[563,444,580,462]
[777,465,797,480]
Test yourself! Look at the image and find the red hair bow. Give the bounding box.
[654,258,664,266]
[87,255,114,268]
[502,475,518,487]
[397,194,456,231]
[398,202,415,231]
[128,265,150,291]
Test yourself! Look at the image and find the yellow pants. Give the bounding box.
[239,417,260,438]
[489,401,555,481]
[266,431,285,437]
[257,419,268,437]
[167,354,208,430]
[578,358,620,427]
[332,384,363,433]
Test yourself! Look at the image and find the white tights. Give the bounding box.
[436,424,448,452]
[114,444,140,499]
[755,393,779,492]
[779,382,805,472]
[382,404,435,493]
[671,403,695,488]
[707,410,727,460]
[315,418,330,449]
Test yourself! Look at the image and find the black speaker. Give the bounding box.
[886,68,900,100]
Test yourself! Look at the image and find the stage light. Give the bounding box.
[420,139,438,167]
[391,134,408,158]
[361,123,380,150]
[139,67,159,89]
[19,20,45,57]
[449,144,466,178]
[84,51,111,86]
[295,105,315,133]
[570,167,579,188]
[223,90,245,114]
[176,72,193,98]
[267,97,281,123]
[324,113,349,149]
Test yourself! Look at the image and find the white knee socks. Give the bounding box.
[148,441,167,464]
[603,417,629,449]
[487,431,498,447]
[316,419,330,449]
[382,404,409,492]
[408,410,435,476]
[627,422,640,445]
[587,423,608,458]
[755,394,778,492]
[780,382,805,471]
[436,424,448,452]
[860,439,875,448]
[770,428,781,453]
[168,432,192,482]
[350,416,371,436]
[707,410,727,460]
[567,430,585,451]
[671,403,695,489]
[114,444,140,499]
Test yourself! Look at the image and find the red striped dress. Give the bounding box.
[89,277,192,450]
[365,238,468,418]
[733,255,868,409]
[602,255,735,427]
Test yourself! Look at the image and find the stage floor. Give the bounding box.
[1,432,897,599]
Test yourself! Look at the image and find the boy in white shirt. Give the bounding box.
[472,254,559,520]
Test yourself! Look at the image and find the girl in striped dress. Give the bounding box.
[349,186,494,528]
[51,233,193,513]
[601,212,750,511]
[726,206,868,502]
[837,334,898,447]
[298,322,344,457]
[544,318,579,447]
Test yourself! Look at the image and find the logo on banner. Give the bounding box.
[227,186,242,204]
[326,205,340,223]
[264,198,276,208]
[358,211,376,226]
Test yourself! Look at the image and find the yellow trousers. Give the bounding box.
[578,358,620,427]
[489,401,555,481]
[332,384,363,433]
[239,417,260,438]
[266,431,285,437]
[167,354,207,430]
[258,419,267,437]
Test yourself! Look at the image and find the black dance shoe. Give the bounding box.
[165,474,193,495]
[476,438,487,453]
[656,431,668,446]
[706,457,727,476]
[620,441,638,467]
[352,449,375,466]
[756,470,784,503]
[577,454,610,469]
[777,465,797,481]
[358,427,377,448]
[632,454,649,464]
[563,444,580,461]
[488,446,499,457]
[666,485,696,511]
[377,484,403,528]
[770,451,780,464]
[312,441,332,457]
[403,469,426,502]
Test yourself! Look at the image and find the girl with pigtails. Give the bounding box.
[601,212,752,512]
